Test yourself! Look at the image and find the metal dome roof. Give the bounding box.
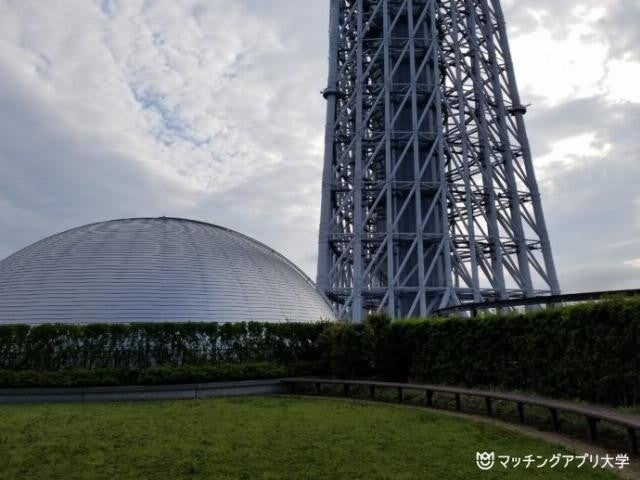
[0,217,336,324]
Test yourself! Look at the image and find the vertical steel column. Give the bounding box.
[383,0,396,317]
[449,0,481,302]
[407,0,428,316]
[477,0,533,296]
[491,0,561,295]
[464,0,507,299]
[317,0,341,295]
[432,1,456,311]
[352,0,365,321]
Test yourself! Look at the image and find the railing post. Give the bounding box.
[289,381,296,395]
[516,402,525,424]
[343,384,350,398]
[397,387,403,403]
[369,385,376,399]
[586,417,599,441]
[315,383,322,395]
[627,428,638,454]
[426,390,433,407]
[454,393,461,411]
[549,408,560,431]
[485,397,493,416]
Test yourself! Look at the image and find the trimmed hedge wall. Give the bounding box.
[0,297,638,406]
[384,297,640,406]
[0,322,326,371]
[0,362,292,388]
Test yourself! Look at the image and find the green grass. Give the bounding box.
[0,397,620,480]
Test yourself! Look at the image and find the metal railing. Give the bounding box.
[434,289,640,316]
[283,377,640,454]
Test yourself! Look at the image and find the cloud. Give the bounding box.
[599,0,640,61]
[0,51,193,256]
[626,259,640,269]
[526,99,640,292]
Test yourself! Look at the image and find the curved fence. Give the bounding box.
[434,289,640,316]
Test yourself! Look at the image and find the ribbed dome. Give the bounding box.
[0,218,335,324]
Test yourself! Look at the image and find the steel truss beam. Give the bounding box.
[318,0,560,321]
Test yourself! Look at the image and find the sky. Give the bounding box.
[0,0,638,294]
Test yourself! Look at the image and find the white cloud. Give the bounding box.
[605,59,640,103]
[508,10,608,106]
[0,0,293,194]
[626,259,640,269]
[535,132,610,177]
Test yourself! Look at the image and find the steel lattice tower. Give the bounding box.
[317,0,561,321]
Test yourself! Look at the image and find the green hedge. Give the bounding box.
[0,362,295,388]
[385,297,640,406]
[0,297,638,406]
[311,297,640,406]
[0,322,327,370]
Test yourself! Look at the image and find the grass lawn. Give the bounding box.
[0,396,622,480]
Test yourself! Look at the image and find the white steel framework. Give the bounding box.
[317,0,560,321]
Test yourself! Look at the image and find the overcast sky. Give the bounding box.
[0,0,638,293]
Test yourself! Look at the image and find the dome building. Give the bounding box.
[0,217,335,324]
